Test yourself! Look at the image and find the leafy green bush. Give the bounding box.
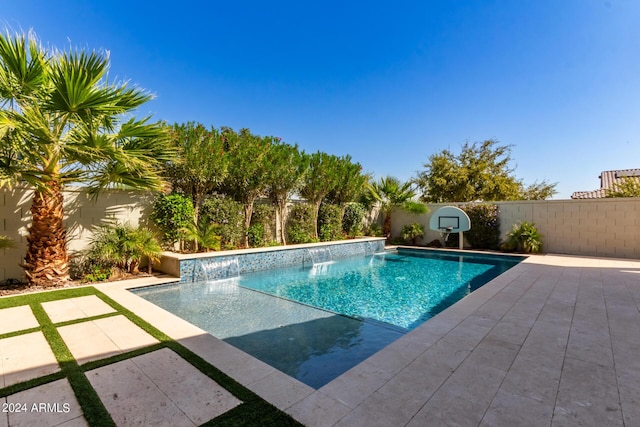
[88,224,162,275]
[250,203,275,247]
[365,223,383,237]
[201,195,245,249]
[181,216,222,252]
[462,204,501,249]
[318,203,343,242]
[247,224,265,247]
[150,193,194,247]
[506,221,543,253]
[401,223,425,245]
[287,203,317,244]
[342,203,366,237]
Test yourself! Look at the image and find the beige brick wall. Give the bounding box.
[392,198,640,259]
[0,186,154,281]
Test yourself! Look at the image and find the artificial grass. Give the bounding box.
[0,286,303,427]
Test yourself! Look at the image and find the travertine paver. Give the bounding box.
[57,315,158,364]
[5,379,86,427]
[86,348,241,426]
[0,332,59,387]
[0,306,39,335]
[281,255,640,426]
[42,295,116,323]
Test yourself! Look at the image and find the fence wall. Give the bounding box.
[391,198,640,259]
[1,186,154,281]
[3,186,639,281]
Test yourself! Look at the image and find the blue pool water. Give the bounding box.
[133,249,522,388]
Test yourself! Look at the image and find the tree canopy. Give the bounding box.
[415,139,556,203]
[606,177,640,198]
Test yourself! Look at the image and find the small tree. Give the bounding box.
[326,155,368,215]
[299,152,341,239]
[266,141,308,244]
[364,176,427,241]
[221,128,273,247]
[163,122,228,229]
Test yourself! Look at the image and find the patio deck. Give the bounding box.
[4,253,640,426]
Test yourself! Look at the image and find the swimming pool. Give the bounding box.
[133,248,523,388]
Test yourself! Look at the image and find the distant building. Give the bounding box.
[571,169,640,199]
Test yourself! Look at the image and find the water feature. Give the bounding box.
[193,257,240,282]
[307,247,333,265]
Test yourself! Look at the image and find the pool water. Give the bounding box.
[133,249,522,388]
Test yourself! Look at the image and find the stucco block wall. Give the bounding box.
[392,198,640,259]
[0,186,153,281]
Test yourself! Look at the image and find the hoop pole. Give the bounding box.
[459,231,463,250]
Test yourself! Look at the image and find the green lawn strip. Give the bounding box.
[79,342,166,372]
[0,372,66,398]
[52,311,120,329]
[0,286,97,309]
[0,326,41,340]
[29,301,116,427]
[93,290,303,426]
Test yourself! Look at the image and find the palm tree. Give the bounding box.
[365,176,427,241]
[0,31,174,287]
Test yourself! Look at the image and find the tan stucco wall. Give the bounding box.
[391,198,640,259]
[0,186,154,281]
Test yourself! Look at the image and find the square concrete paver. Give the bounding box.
[0,306,39,335]
[57,315,159,364]
[86,348,241,426]
[0,332,59,388]
[5,379,86,427]
[42,295,116,324]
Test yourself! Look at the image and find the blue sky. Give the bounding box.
[3,1,640,199]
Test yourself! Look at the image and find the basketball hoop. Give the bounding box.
[439,226,454,245]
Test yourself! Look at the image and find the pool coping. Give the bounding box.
[95,247,534,422]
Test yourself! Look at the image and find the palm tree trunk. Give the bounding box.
[23,183,70,287]
[383,212,392,242]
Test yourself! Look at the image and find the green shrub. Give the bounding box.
[318,203,343,242]
[342,203,366,237]
[69,254,112,282]
[201,195,245,249]
[401,223,425,245]
[88,224,162,274]
[150,193,194,247]
[462,204,501,249]
[250,203,275,247]
[247,223,265,247]
[180,216,222,252]
[507,221,543,253]
[365,223,383,237]
[287,203,317,244]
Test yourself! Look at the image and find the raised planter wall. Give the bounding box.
[157,238,386,283]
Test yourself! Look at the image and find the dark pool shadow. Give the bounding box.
[224,314,404,389]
